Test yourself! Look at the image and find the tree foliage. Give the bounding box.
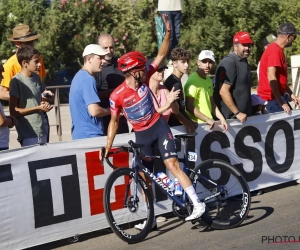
[0,0,299,83]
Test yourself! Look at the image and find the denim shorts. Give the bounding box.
[265,96,287,114]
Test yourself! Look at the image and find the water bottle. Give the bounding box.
[174,178,183,196]
[156,171,174,189]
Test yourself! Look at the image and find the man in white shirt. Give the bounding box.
[158,0,182,59]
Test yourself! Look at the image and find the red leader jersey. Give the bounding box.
[109,62,161,131]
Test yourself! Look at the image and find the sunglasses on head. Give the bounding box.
[157,67,165,73]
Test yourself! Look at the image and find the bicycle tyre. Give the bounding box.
[190,159,250,229]
[103,167,154,243]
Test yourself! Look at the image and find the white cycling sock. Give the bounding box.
[185,185,203,207]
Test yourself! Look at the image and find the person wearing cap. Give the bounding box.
[95,33,129,134]
[147,58,180,122]
[214,31,254,123]
[103,14,207,228]
[69,44,111,140]
[258,22,300,115]
[164,47,197,133]
[257,34,276,81]
[185,50,228,131]
[0,24,46,101]
[251,94,267,115]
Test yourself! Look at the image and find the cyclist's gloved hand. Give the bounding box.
[99,147,107,162]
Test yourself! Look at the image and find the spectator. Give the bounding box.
[0,24,46,100]
[185,50,228,131]
[0,64,17,151]
[9,47,52,147]
[164,47,197,133]
[258,22,300,114]
[251,94,267,115]
[158,0,182,60]
[214,31,254,123]
[147,58,180,122]
[95,34,129,134]
[69,44,110,140]
[257,34,276,80]
[0,24,51,143]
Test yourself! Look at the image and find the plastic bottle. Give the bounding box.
[174,178,183,196]
[156,171,174,189]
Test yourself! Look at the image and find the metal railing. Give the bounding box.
[48,66,300,141]
[46,85,68,141]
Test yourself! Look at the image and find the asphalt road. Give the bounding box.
[27,181,300,250]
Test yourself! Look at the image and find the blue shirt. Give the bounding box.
[69,69,104,139]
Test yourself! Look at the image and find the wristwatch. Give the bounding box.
[232,111,240,118]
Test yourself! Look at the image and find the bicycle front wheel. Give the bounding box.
[103,167,154,243]
[190,159,250,229]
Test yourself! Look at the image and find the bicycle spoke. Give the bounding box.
[104,168,154,243]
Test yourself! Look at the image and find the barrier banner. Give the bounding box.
[1,111,300,249]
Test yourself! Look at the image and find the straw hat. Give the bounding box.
[7,24,41,42]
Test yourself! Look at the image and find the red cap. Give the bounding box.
[233,31,254,44]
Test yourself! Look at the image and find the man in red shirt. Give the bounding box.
[101,15,206,230]
[258,22,300,114]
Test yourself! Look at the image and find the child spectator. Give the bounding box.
[9,47,52,147]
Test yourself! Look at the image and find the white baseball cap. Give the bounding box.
[198,50,215,62]
[82,44,109,57]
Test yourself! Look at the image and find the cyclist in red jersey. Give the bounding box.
[101,14,206,229]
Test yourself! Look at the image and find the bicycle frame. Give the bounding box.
[122,139,225,210]
[103,137,226,212]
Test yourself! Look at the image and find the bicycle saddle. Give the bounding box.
[128,140,144,149]
[174,132,198,139]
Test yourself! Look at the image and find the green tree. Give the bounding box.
[180,0,280,72]
[276,0,300,62]
[0,0,49,60]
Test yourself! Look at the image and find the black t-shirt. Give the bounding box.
[94,57,125,108]
[94,57,128,134]
[164,73,190,127]
[213,52,252,119]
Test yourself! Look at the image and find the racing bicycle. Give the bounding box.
[101,132,250,243]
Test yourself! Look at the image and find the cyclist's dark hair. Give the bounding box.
[170,47,191,62]
[16,46,40,65]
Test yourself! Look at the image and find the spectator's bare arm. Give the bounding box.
[88,103,110,117]
[9,96,51,117]
[0,86,9,101]
[186,96,212,123]
[220,83,247,122]
[268,66,290,114]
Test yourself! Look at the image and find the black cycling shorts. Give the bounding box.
[135,117,177,171]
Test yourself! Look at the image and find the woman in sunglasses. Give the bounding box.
[147,58,180,122]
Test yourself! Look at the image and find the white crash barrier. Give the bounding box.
[1,111,300,249]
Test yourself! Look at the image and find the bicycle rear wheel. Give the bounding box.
[103,167,154,243]
[190,159,250,229]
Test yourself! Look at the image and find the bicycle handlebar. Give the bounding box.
[101,144,160,170]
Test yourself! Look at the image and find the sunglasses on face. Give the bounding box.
[201,59,214,64]
[239,43,253,48]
